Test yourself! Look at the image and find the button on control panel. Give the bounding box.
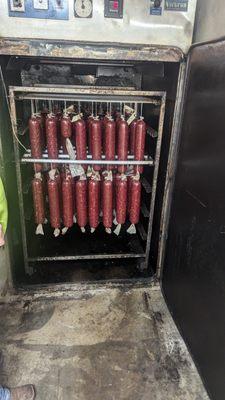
[104,0,123,18]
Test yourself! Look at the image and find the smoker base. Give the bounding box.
[0,287,208,400]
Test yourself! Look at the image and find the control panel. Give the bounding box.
[2,0,197,54]
[8,0,69,19]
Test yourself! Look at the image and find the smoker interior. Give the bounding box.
[1,56,180,285]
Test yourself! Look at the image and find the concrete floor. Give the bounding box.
[0,286,209,400]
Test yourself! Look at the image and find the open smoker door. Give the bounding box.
[162,39,225,400]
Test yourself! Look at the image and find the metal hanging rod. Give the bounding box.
[21,157,154,166]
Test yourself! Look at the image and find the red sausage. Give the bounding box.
[61,115,72,138]
[116,175,127,225]
[102,176,113,232]
[117,119,129,173]
[55,111,62,148]
[102,115,109,153]
[91,119,102,171]
[134,118,146,174]
[88,176,100,232]
[72,177,76,215]
[87,116,94,154]
[29,116,43,172]
[36,114,45,150]
[130,178,141,225]
[48,178,61,229]
[76,178,88,231]
[32,177,45,225]
[62,177,73,228]
[75,119,87,170]
[105,119,116,170]
[46,115,58,169]
[127,175,133,214]
[129,119,137,155]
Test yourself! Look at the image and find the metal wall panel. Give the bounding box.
[0,0,197,54]
[194,0,225,43]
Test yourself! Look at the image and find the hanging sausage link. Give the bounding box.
[105,118,116,170]
[117,117,129,174]
[32,173,45,235]
[91,118,102,171]
[62,174,74,234]
[114,174,127,236]
[134,118,147,174]
[76,175,88,233]
[29,116,43,172]
[127,174,141,234]
[47,171,61,237]
[88,172,100,233]
[102,171,113,234]
[46,114,58,169]
[75,119,87,170]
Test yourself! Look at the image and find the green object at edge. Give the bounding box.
[0,177,8,234]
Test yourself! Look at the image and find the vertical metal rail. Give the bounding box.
[144,93,166,270]
[156,61,187,279]
[9,88,32,275]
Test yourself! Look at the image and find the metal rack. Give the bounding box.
[9,86,166,274]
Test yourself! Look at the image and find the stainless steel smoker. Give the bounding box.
[1,1,225,399]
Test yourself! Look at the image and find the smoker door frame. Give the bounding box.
[162,38,225,400]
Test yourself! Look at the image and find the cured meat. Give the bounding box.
[62,176,73,233]
[102,171,113,233]
[134,118,146,174]
[102,115,109,153]
[117,118,129,173]
[46,114,58,169]
[129,119,137,155]
[105,118,116,170]
[127,175,141,234]
[88,172,100,233]
[47,173,61,236]
[127,175,133,215]
[116,175,127,224]
[75,119,87,170]
[55,111,62,148]
[114,174,127,236]
[29,116,43,172]
[91,119,102,171]
[32,174,45,235]
[87,115,94,154]
[61,114,72,138]
[76,176,88,232]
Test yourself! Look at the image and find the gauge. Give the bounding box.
[74,0,93,18]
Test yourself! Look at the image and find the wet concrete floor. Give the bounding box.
[0,286,209,400]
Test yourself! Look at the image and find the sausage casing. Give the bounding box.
[105,119,116,170]
[48,178,61,229]
[117,119,129,173]
[91,119,102,171]
[88,176,100,230]
[134,119,146,174]
[32,177,45,225]
[129,119,137,155]
[75,119,87,170]
[62,177,73,228]
[129,178,141,225]
[29,116,43,172]
[76,178,88,229]
[116,175,127,225]
[61,115,72,138]
[102,177,113,230]
[46,115,58,169]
